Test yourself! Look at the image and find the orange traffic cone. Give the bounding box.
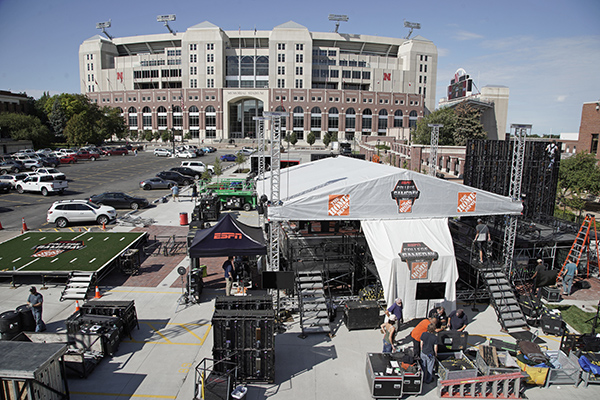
[102,221,106,230]
[94,286,102,299]
[21,217,28,233]
[75,300,80,311]
[0,219,3,230]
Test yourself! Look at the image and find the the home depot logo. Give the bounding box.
[328,194,350,216]
[457,192,477,213]
[214,232,242,239]
[399,242,439,280]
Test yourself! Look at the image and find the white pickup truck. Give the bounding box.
[16,175,68,196]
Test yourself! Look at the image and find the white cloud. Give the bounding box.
[556,95,567,102]
[454,30,484,41]
[437,48,450,57]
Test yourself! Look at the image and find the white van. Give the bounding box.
[180,161,214,174]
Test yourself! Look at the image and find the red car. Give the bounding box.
[106,147,129,156]
[59,155,77,164]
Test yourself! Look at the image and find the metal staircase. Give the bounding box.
[481,265,528,331]
[60,271,95,301]
[296,270,331,335]
[558,214,599,278]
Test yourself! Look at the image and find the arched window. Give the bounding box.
[293,106,304,140]
[311,107,321,132]
[116,107,123,113]
[378,109,388,133]
[157,106,167,129]
[328,107,339,131]
[409,110,418,128]
[394,110,403,128]
[142,106,152,130]
[189,106,199,138]
[275,105,287,130]
[345,108,356,131]
[172,105,183,131]
[206,106,216,138]
[127,107,138,129]
[361,108,372,132]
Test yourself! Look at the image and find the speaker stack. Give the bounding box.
[212,296,276,383]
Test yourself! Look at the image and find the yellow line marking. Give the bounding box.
[177,323,203,341]
[106,289,181,294]
[199,323,212,345]
[70,391,175,399]
[121,321,211,346]
[146,321,173,344]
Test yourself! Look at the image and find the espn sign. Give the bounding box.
[457,192,477,213]
[214,232,242,239]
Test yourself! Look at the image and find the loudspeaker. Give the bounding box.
[541,286,561,302]
[540,314,564,335]
[437,330,469,352]
[344,301,381,330]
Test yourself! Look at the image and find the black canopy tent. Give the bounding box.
[188,214,267,257]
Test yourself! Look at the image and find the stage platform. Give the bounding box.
[0,231,147,284]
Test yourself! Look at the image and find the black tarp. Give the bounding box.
[188,214,267,257]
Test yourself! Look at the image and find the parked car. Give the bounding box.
[89,192,149,210]
[154,148,173,157]
[0,173,28,188]
[21,159,43,171]
[16,175,68,196]
[169,167,202,180]
[0,160,23,174]
[75,150,99,161]
[220,154,237,162]
[47,199,117,228]
[38,154,60,168]
[139,177,177,190]
[180,160,215,174]
[35,168,66,181]
[240,147,256,155]
[0,181,10,194]
[176,150,196,159]
[106,147,129,156]
[156,171,192,186]
[59,155,77,164]
[204,146,217,153]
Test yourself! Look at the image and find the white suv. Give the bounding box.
[180,161,214,174]
[47,199,117,228]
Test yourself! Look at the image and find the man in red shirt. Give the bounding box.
[410,317,437,356]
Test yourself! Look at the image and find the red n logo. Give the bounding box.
[117,72,123,82]
[383,73,391,81]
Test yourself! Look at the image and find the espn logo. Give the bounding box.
[214,232,242,239]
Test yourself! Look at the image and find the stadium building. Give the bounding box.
[79,21,437,144]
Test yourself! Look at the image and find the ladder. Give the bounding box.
[438,371,527,398]
[559,214,599,278]
[481,266,527,331]
[60,271,95,301]
[296,270,331,335]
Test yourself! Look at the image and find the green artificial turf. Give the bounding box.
[547,304,600,334]
[0,231,145,272]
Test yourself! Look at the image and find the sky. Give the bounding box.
[0,0,598,136]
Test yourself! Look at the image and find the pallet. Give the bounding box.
[438,371,526,398]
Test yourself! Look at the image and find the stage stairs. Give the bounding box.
[480,265,528,331]
[296,269,331,335]
[60,271,95,301]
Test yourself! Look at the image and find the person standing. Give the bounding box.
[428,306,448,331]
[448,309,468,332]
[532,259,547,298]
[191,183,198,204]
[171,184,179,202]
[474,219,491,263]
[410,317,437,356]
[561,261,577,296]
[222,256,234,296]
[420,323,439,384]
[385,298,403,324]
[27,286,46,332]
[381,314,397,353]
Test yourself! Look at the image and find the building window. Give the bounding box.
[591,134,599,154]
[278,53,285,62]
[362,109,372,132]
[127,107,138,128]
[205,105,216,138]
[207,54,214,63]
[394,110,403,127]
[311,107,321,132]
[296,66,303,75]
[207,78,214,88]
[331,70,339,78]
[409,110,418,128]
[424,65,427,72]
[352,71,361,79]
[278,43,285,50]
[277,79,285,88]
[328,108,339,131]
[190,66,197,75]
[278,66,285,75]
[295,79,303,89]
[190,54,197,63]
[378,109,388,132]
[296,43,303,51]
[190,79,197,88]
[296,54,303,63]
[207,43,214,50]
[207,66,214,75]
[190,44,196,51]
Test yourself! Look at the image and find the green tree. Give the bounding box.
[412,107,457,145]
[558,152,600,217]
[0,113,52,148]
[161,130,172,143]
[63,110,96,146]
[213,157,223,181]
[48,98,68,137]
[289,132,298,145]
[306,132,316,147]
[143,130,154,142]
[98,106,127,142]
[453,103,486,145]
[235,153,246,169]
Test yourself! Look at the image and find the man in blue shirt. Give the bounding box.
[561,261,577,296]
[386,298,403,323]
[27,286,46,332]
[222,256,234,296]
[448,309,468,332]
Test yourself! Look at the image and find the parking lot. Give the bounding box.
[0,148,236,231]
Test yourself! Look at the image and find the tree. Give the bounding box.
[161,130,172,143]
[98,106,127,142]
[289,132,298,145]
[213,157,223,181]
[48,98,68,137]
[453,103,486,145]
[412,107,457,145]
[322,132,332,147]
[63,111,96,146]
[235,153,246,170]
[306,132,316,147]
[0,113,52,148]
[558,152,600,217]
[143,130,154,142]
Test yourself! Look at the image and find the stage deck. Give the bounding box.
[0,231,146,274]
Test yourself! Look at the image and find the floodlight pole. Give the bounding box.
[157,14,176,35]
[328,14,349,33]
[502,124,531,277]
[96,21,113,40]
[404,21,421,40]
[428,124,442,177]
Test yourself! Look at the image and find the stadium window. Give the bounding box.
[296,43,303,51]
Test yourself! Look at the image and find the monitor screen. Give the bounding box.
[261,271,295,290]
[415,282,446,300]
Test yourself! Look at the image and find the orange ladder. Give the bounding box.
[558,214,599,278]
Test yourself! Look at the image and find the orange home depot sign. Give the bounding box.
[457,192,477,213]
[328,194,350,216]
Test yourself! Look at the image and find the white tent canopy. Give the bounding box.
[257,157,522,221]
[256,156,522,320]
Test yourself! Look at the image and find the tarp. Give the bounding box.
[362,218,458,321]
[256,156,522,221]
[188,214,267,257]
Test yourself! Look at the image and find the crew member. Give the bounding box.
[532,259,547,298]
[420,323,439,384]
[560,261,577,296]
[385,298,403,323]
[222,256,234,296]
[428,306,447,331]
[27,286,46,332]
[474,219,491,263]
[381,314,397,353]
[410,317,437,356]
[448,309,468,331]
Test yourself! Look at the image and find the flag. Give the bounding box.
[408,82,412,87]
